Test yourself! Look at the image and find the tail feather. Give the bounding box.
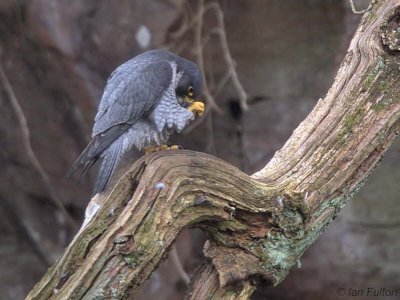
[78,159,97,181]
[67,124,130,181]
[66,139,97,179]
[92,140,123,196]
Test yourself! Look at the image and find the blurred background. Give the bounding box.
[0,0,399,299]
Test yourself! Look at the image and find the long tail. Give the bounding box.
[92,140,123,196]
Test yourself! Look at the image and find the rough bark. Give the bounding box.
[27,1,400,299]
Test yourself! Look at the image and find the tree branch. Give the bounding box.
[349,0,376,15]
[27,1,400,299]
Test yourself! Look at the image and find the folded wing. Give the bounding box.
[67,60,173,182]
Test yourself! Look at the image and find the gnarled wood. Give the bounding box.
[185,262,255,300]
[27,1,400,299]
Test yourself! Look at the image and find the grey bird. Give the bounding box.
[68,50,204,196]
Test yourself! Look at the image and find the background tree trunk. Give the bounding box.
[26,0,400,299]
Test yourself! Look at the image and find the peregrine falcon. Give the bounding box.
[68,50,204,195]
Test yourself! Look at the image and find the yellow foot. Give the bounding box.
[188,101,205,116]
[145,145,181,154]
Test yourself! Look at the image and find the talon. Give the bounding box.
[145,145,182,154]
[144,146,157,154]
[188,101,205,116]
[169,145,180,150]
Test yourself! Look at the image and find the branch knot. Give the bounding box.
[381,7,400,52]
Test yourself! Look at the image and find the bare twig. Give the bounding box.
[0,62,78,229]
[213,65,234,98]
[170,1,248,113]
[171,247,190,285]
[194,0,223,113]
[349,0,375,14]
[205,112,215,154]
[208,2,248,111]
[169,1,194,40]
[0,194,52,267]
[168,2,213,41]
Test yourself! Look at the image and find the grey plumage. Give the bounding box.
[68,50,203,195]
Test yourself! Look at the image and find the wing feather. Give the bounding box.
[68,60,173,178]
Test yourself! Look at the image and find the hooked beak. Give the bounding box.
[188,100,205,116]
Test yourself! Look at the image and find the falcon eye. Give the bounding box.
[188,86,194,97]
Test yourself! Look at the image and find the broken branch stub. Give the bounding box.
[27,1,400,299]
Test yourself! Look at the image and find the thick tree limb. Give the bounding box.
[27,1,400,299]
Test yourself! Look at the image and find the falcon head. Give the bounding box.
[175,58,205,116]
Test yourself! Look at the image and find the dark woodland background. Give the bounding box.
[0,0,399,299]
